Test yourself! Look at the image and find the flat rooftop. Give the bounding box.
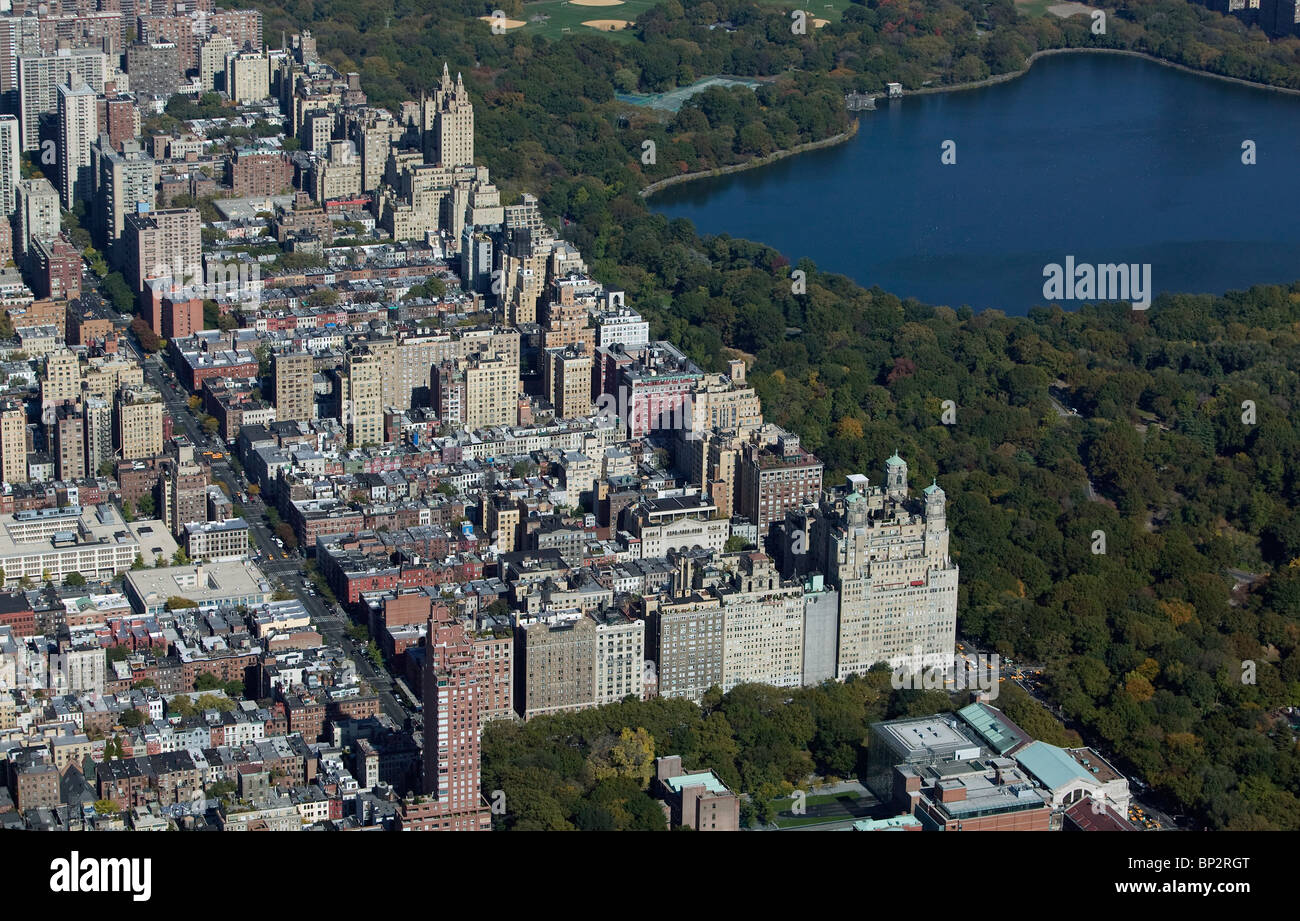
[662,770,730,797]
[875,715,985,762]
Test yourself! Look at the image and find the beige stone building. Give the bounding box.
[544,345,592,420]
[462,352,517,431]
[344,345,384,447]
[274,350,314,423]
[0,400,27,485]
[115,386,164,460]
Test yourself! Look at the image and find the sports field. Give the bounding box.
[511,0,853,41]
[513,0,660,41]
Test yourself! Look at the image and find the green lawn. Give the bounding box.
[1014,0,1060,16]
[769,791,873,828]
[753,0,855,26]
[510,0,661,42]
[509,0,853,41]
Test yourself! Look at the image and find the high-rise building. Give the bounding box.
[15,177,59,256]
[423,64,474,169]
[420,613,492,830]
[17,48,107,150]
[41,349,81,418]
[517,612,596,720]
[54,402,85,481]
[225,50,270,103]
[544,345,593,420]
[347,108,395,193]
[462,352,517,431]
[0,400,28,485]
[27,236,82,302]
[125,41,180,97]
[0,17,41,100]
[273,350,314,423]
[0,114,21,219]
[652,590,724,702]
[817,456,959,679]
[92,137,155,253]
[344,345,384,447]
[123,208,201,295]
[719,553,804,691]
[83,396,113,477]
[199,33,235,92]
[593,609,644,705]
[56,77,98,209]
[737,430,824,534]
[228,149,292,197]
[115,386,164,461]
[432,359,466,425]
[97,95,142,153]
[163,442,209,537]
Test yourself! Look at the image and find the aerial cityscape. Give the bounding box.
[0,0,1290,881]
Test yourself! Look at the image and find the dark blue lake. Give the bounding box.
[650,53,1300,313]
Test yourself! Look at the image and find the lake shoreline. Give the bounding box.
[639,119,859,199]
[641,46,1300,199]
[909,46,1300,99]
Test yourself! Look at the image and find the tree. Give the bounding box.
[131,316,163,352]
[274,522,298,549]
[166,596,199,610]
[194,693,235,712]
[63,571,86,588]
[137,494,156,518]
[194,672,221,691]
[119,709,145,728]
[93,799,120,815]
[587,727,656,786]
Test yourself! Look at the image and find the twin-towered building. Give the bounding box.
[649,453,958,700]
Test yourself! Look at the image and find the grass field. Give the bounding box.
[753,0,855,26]
[516,0,661,42]
[1014,0,1056,16]
[769,791,875,829]
[513,0,854,41]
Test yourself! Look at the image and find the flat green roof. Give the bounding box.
[958,702,1021,755]
[1016,741,1093,790]
[663,771,729,796]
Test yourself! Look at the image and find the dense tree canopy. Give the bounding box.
[231,0,1300,829]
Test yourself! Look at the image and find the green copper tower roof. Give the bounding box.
[886,452,906,467]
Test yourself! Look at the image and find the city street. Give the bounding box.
[82,267,411,727]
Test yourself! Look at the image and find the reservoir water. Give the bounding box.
[650,53,1300,313]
